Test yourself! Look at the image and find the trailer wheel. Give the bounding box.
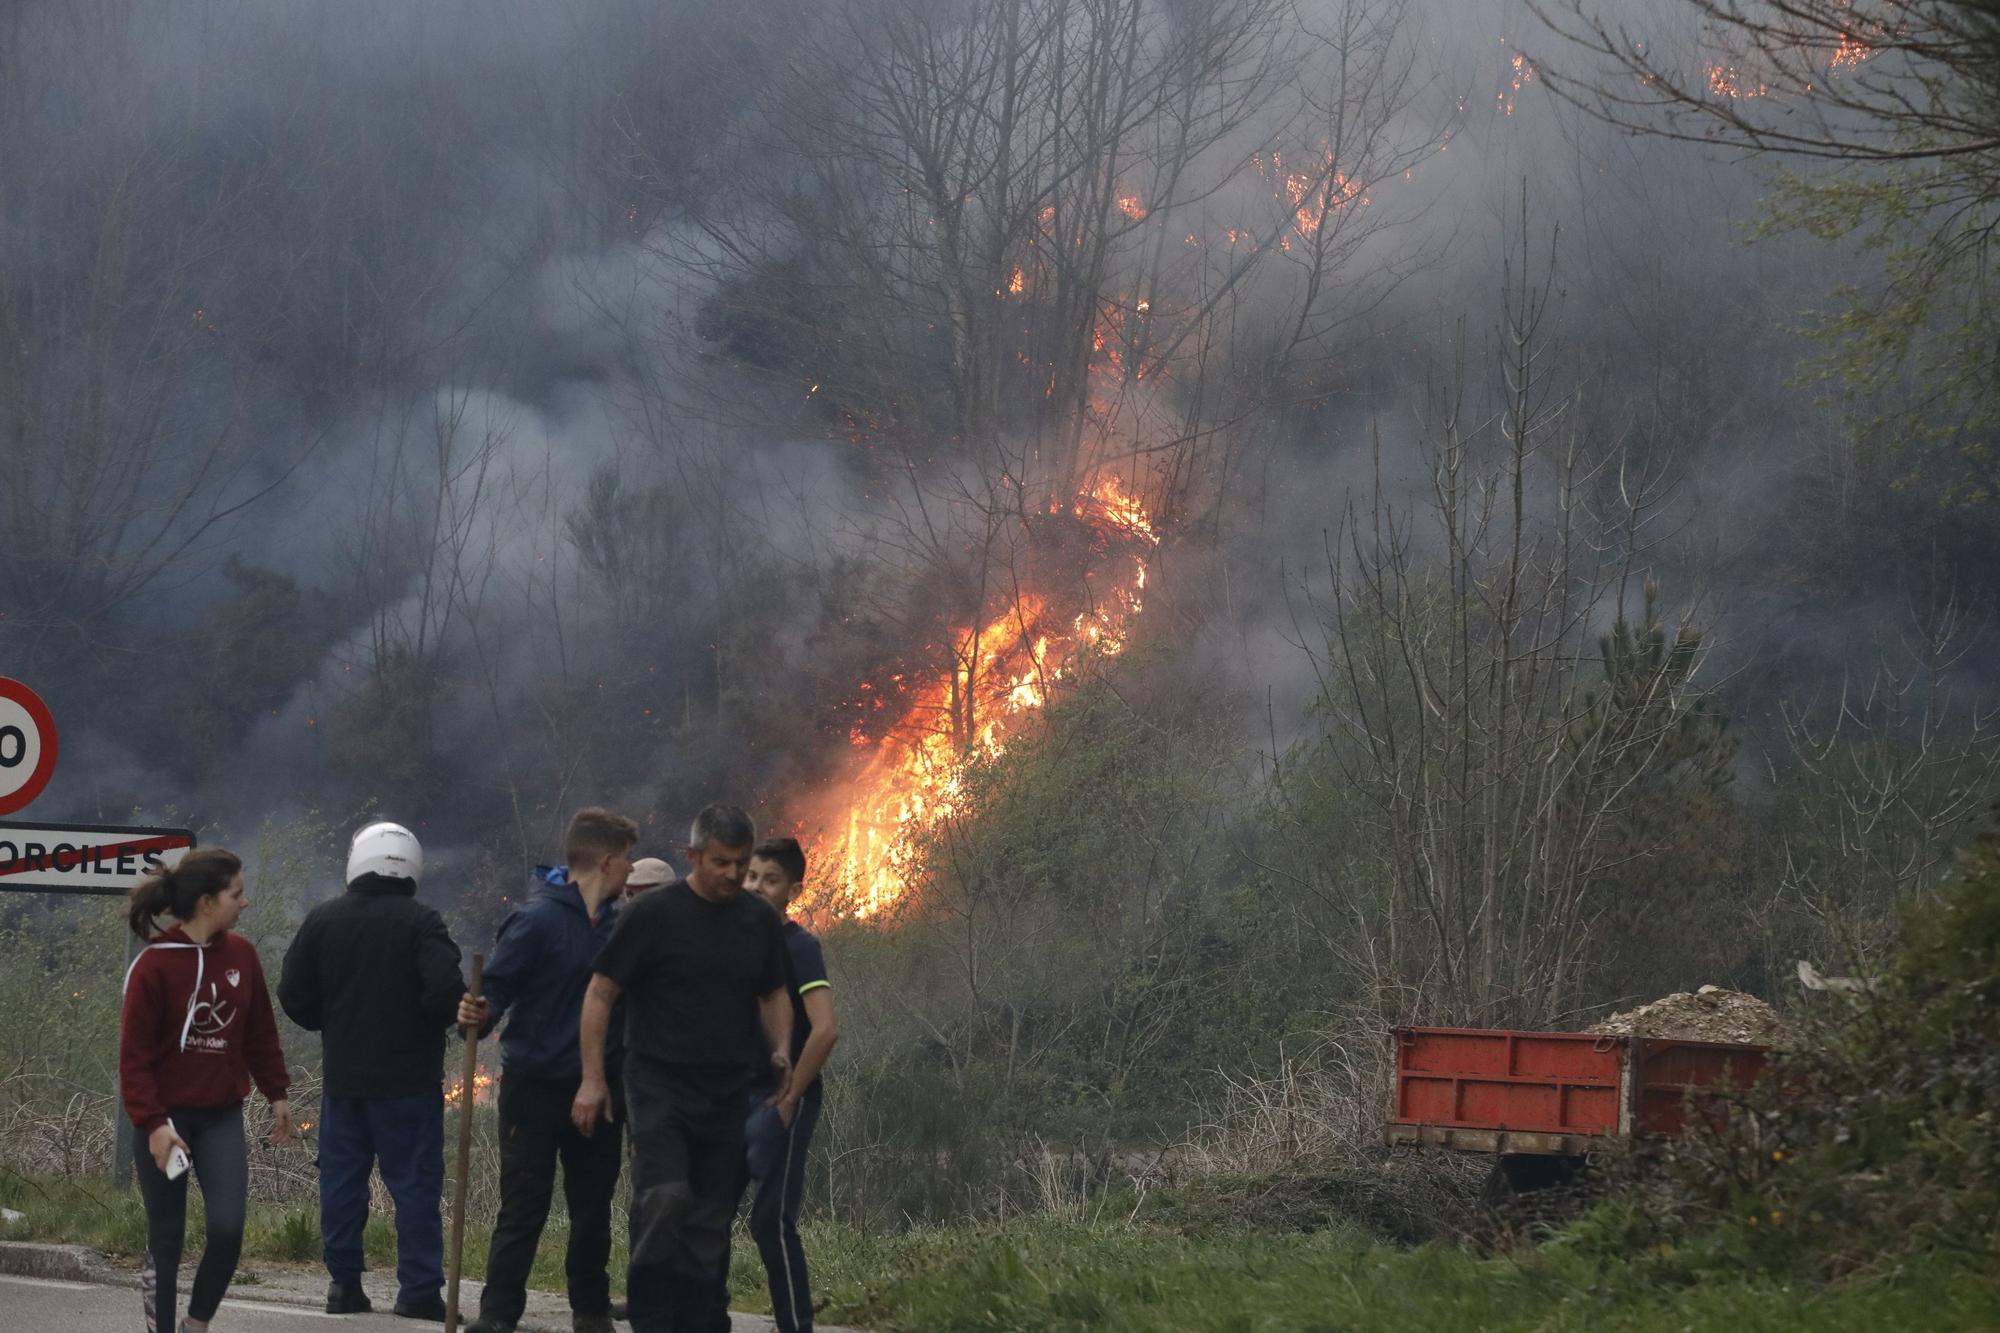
[1478,1153,1591,1245]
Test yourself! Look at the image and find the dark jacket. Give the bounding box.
[278,873,464,1100]
[478,866,621,1082]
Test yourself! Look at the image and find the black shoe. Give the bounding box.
[326,1280,374,1314]
[465,1318,517,1333]
[393,1292,449,1321]
[609,1300,630,1322]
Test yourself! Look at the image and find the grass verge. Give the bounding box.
[5,1171,1992,1330]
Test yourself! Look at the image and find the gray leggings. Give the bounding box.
[135,1103,248,1332]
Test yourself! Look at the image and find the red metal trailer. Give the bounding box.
[1387,1025,1772,1157]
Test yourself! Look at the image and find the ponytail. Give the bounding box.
[127,847,243,940]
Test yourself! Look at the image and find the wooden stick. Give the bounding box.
[445,954,485,1333]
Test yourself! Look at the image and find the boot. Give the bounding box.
[393,1291,449,1321]
[326,1279,374,1314]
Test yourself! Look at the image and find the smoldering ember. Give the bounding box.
[2,3,1997,1331]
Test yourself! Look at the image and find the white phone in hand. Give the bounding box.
[164,1121,190,1181]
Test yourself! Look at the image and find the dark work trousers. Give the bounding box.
[477,1072,624,1322]
[317,1089,446,1304]
[136,1103,249,1333]
[624,1062,747,1333]
[714,1083,823,1333]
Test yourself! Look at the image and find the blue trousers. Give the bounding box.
[317,1090,445,1303]
[716,1084,822,1333]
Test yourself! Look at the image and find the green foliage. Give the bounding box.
[172,560,334,781]
[1601,809,2000,1278]
[1765,166,2000,502]
[326,644,443,790]
[246,1206,320,1262]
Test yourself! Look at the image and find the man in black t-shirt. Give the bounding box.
[574,804,791,1333]
[710,836,840,1333]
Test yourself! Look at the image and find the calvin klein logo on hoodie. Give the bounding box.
[187,982,238,1050]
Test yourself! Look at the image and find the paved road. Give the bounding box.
[0,1272,432,1329]
[0,1272,835,1331]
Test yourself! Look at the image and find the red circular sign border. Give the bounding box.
[0,677,58,817]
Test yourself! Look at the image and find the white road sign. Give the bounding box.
[0,821,195,895]
[0,677,58,816]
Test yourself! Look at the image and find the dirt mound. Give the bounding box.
[1589,985,1789,1045]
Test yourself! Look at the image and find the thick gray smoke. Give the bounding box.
[1,0,1977,914]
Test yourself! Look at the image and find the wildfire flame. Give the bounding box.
[1829,34,1873,71]
[1253,150,1366,241]
[445,1064,497,1107]
[1499,52,1535,116]
[1707,63,1769,100]
[809,475,1158,919]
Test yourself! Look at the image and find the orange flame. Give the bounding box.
[1499,52,1535,116]
[1829,34,1873,71]
[445,1064,497,1107]
[1260,149,1365,239]
[1116,194,1147,221]
[1707,63,1768,100]
[807,476,1157,918]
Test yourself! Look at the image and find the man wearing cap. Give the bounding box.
[279,821,465,1320]
[624,857,674,902]
[458,808,637,1333]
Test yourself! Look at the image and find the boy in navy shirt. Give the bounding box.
[718,836,840,1333]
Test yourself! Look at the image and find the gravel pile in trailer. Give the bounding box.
[1589,985,1790,1045]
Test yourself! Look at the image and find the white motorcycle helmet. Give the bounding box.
[346,821,424,886]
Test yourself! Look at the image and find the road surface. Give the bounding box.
[0,1271,834,1331]
[0,1272,429,1329]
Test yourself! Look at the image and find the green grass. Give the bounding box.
[804,1218,1998,1332]
[5,1173,1992,1330]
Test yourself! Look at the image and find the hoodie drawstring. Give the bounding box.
[123,941,207,1052]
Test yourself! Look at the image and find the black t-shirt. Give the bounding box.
[593,880,787,1071]
[751,921,831,1092]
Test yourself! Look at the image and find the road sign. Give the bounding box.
[0,820,195,896]
[0,678,57,816]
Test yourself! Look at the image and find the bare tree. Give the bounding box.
[1268,214,1726,1027]
[0,2,316,670]
[1528,1,2000,491]
[1767,589,2000,968]
[1529,1,2000,163]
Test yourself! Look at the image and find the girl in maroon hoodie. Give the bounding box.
[120,847,293,1333]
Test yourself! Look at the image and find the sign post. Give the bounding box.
[0,683,204,1192]
[0,820,198,1191]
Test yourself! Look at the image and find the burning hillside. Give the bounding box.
[796,474,1159,919]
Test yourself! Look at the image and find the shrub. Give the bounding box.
[1613,808,2000,1278]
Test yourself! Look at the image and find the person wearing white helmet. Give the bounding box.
[279,821,466,1322]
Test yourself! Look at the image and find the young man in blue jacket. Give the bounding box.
[457,808,637,1333]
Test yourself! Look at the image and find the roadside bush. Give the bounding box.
[1603,807,2000,1279]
